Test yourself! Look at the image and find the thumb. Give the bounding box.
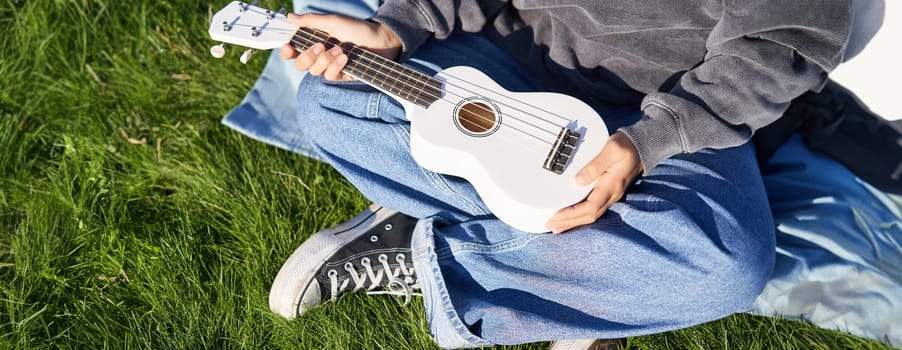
[287,13,352,39]
[287,13,328,29]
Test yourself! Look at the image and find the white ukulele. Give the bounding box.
[209,1,609,233]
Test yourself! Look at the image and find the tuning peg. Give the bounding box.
[210,43,226,58]
[240,49,254,64]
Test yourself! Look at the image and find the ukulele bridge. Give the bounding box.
[543,127,580,174]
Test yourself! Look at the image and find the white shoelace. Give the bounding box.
[327,253,420,305]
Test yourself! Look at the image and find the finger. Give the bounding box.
[323,53,349,81]
[551,174,615,220]
[295,43,324,72]
[547,211,595,234]
[581,175,628,217]
[575,149,613,187]
[550,199,592,223]
[547,193,607,233]
[309,46,342,76]
[280,43,299,59]
[547,193,618,233]
[547,175,626,232]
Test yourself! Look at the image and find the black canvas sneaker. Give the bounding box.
[269,204,420,319]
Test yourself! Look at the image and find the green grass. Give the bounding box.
[0,1,894,349]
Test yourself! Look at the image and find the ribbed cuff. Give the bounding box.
[371,1,433,61]
[618,103,686,174]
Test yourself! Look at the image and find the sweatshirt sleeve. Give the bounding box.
[370,0,507,60]
[619,0,852,172]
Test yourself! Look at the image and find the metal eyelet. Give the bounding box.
[378,254,388,263]
[384,223,393,231]
[370,235,378,243]
[328,269,337,277]
[361,257,371,266]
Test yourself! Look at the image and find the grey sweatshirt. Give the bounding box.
[371,0,852,171]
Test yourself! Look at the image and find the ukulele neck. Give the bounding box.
[289,27,442,108]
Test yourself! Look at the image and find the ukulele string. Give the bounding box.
[299,30,568,135]
[290,35,555,155]
[440,74,574,125]
[292,29,574,143]
[289,32,551,137]
[238,12,567,144]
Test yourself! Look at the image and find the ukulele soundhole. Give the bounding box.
[454,98,501,137]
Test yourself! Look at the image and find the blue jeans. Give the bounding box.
[293,33,776,347]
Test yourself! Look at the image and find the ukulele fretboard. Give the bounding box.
[290,27,443,109]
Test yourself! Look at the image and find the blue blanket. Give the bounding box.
[219,0,902,345]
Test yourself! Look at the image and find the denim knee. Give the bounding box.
[717,239,775,312]
[296,75,354,123]
[624,180,776,318]
[688,217,776,315]
[294,75,331,144]
[295,75,381,147]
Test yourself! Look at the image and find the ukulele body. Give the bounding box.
[398,66,609,233]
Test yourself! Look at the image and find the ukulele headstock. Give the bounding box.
[208,1,298,62]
